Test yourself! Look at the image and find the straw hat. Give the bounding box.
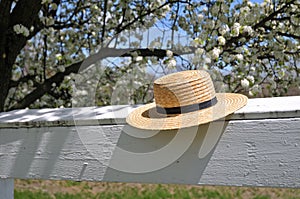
[126,70,247,130]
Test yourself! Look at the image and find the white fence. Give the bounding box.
[0,96,300,198]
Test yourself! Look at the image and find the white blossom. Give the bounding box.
[77,90,88,96]
[219,24,230,35]
[163,4,171,13]
[236,54,244,61]
[198,14,204,20]
[91,4,99,10]
[250,66,256,71]
[167,59,177,68]
[240,6,250,14]
[204,20,215,29]
[58,65,65,72]
[247,75,255,83]
[243,25,254,36]
[222,55,231,63]
[241,78,249,88]
[202,64,209,70]
[135,56,143,62]
[211,48,221,60]
[166,50,173,58]
[231,23,241,37]
[28,80,34,87]
[195,48,204,55]
[204,57,211,64]
[249,84,261,96]
[13,24,29,37]
[40,16,55,26]
[194,38,203,45]
[247,1,254,7]
[149,41,161,49]
[211,5,219,16]
[35,76,40,82]
[252,84,260,93]
[56,53,63,61]
[248,90,254,96]
[217,36,226,45]
[132,80,143,89]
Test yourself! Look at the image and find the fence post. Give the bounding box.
[0,179,14,199]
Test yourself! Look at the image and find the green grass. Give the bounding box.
[15,190,53,199]
[14,187,300,199]
[14,180,300,199]
[252,196,271,199]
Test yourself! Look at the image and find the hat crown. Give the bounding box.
[153,70,216,108]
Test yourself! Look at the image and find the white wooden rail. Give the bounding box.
[0,96,300,198]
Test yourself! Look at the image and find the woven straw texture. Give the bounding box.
[126,70,248,130]
[154,70,215,108]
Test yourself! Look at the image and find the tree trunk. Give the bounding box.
[0,0,42,111]
[0,52,13,112]
[0,0,13,111]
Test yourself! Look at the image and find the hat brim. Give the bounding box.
[126,93,248,130]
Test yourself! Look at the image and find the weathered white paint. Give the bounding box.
[0,96,299,192]
[0,179,14,199]
[0,96,299,127]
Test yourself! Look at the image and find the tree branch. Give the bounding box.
[277,32,300,40]
[101,0,108,47]
[9,74,38,88]
[8,61,82,111]
[115,2,170,34]
[253,1,293,30]
[8,47,196,110]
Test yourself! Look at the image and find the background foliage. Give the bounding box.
[0,0,299,111]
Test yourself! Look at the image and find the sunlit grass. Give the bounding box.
[14,180,300,199]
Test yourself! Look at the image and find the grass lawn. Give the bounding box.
[14,180,300,199]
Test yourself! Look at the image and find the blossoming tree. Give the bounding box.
[0,0,299,111]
